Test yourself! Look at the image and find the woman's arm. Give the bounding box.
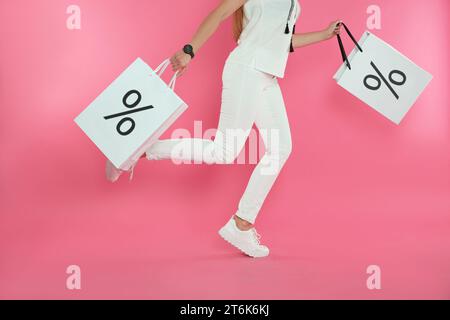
[292,20,342,49]
[170,0,245,75]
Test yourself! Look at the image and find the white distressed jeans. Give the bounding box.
[145,57,292,224]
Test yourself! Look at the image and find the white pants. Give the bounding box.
[145,57,292,224]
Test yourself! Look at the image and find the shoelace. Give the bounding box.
[251,228,262,245]
[128,164,136,181]
[128,150,160,181]
[124,160,139,182]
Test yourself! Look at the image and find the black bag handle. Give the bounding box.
[337,22,363,70]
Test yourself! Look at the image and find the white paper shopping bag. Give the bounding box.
[333,23,432,125]
[74,58,188,170]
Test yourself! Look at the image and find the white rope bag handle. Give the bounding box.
[154,58,179,91]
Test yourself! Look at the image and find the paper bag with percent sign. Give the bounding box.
[74,58,188,170]
[333,23,432,125]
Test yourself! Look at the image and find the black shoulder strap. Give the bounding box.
[336,22,363,70]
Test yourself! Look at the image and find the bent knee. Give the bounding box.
[284,142,293,156]
[279,141,293,161]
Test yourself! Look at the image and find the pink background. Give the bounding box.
[0,0,449,299]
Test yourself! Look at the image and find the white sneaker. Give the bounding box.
[105,159,137,183]
[218,217,270,258]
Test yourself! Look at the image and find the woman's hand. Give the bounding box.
[323,20,342,40]
[170,50,192,77]
[167,0,246,78]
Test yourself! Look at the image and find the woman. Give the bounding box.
[106,0,341,258]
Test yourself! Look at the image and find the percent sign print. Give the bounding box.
[363,61,407,100]
[104,89,153,136]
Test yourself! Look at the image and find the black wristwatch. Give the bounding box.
[183,44,195,59]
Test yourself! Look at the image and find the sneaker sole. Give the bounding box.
[218,227,268,258]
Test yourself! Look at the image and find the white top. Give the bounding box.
[227,0,301,78]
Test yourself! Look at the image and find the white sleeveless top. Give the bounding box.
[227,0,301,79]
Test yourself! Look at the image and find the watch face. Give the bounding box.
[183,45,194,57]
[184,45,192,53]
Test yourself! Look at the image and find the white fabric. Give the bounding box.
[146,58,292,224]
[227,0,301,78]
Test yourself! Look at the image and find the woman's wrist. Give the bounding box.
[320,29,331,41]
